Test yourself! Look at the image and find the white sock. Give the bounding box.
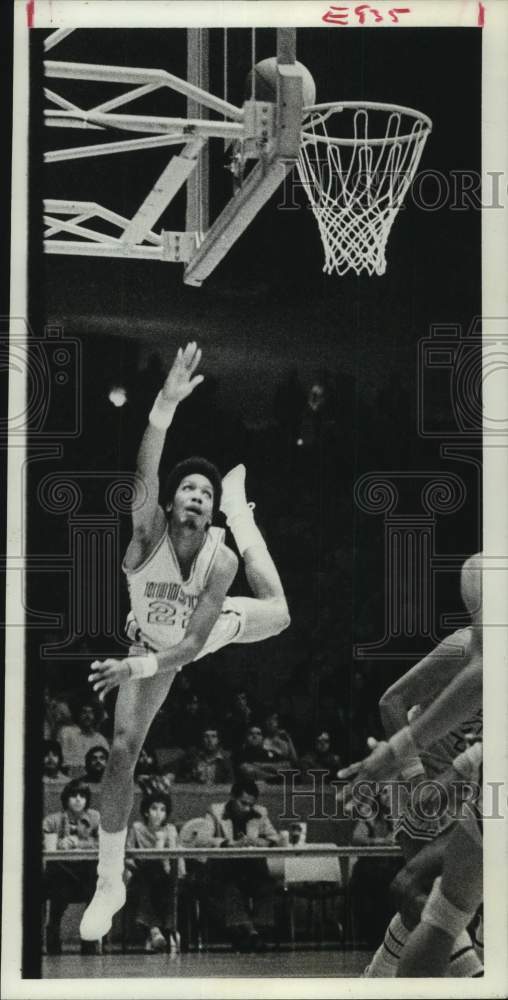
[366,912,410,976]
[97,826,127,883]
[447,930,484,977]
[226,509,267,557]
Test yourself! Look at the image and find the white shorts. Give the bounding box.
[126,596,246,661]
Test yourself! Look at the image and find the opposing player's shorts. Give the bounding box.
[395,783,482,845]
[394,805,444,843]
[394,791,455,843]
[125,596,246,662]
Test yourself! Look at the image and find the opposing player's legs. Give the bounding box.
[366,823,481,977]
[364,830,438,977]
[221,465,290,642]
[397,821,483,977]
[80,670,177,941]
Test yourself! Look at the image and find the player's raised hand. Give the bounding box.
[89,658,131,700]
[162,342,204,405]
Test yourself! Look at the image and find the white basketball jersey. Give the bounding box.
[123,527,225,652]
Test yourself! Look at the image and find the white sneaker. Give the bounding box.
[220,464,252,520]
[80,878,126,941]
[220,465,247,517]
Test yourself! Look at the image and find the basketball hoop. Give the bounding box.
[297,102,432,277]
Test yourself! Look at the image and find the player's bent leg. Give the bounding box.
[398,825,482,977]
[80,670,177,941]
[397,877,480,977]
[231,594,290,645]
[221,465,290,641]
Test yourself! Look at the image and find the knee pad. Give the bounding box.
[421,877,476,939]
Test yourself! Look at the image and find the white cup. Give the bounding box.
[289,822,307,846]
[45,833,58,851]
[278,830,290,847]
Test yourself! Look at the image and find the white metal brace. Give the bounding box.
[43,29,304,283]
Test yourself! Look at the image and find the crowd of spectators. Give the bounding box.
[43,776,285,954]
[41,687,355,955]
[41,686,346,789]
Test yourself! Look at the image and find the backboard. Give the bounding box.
[43,27,306,286]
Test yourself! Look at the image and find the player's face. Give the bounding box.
[169,474,214,530]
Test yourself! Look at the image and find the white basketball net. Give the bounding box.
[297,102,432,277]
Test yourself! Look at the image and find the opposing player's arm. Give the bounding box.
[90,546,238,697]
[410,656,482,754]
[125,343,204,569]
[338,655,482,787]
[379,629,472,738]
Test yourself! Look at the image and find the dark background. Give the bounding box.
[24,26,481,974]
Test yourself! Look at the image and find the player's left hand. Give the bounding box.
[89,658,131,699]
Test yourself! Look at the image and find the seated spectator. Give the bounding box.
[262,712,298,764]
[234,724,287,783]
[134,745,173,797]
[298,730,342,783]
[43,685,72,741]
[57,700,109,768]
[82,745,109,784]
[175,726,233,785]
[352,785,395,846]
[43,740,68,784]
[221,690,254,750]
[195,778,279,951]
[126,792,180,953]
[42,778,99,954]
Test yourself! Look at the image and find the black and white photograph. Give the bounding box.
[2,1,508,996]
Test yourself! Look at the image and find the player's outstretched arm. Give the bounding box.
[379,628,472,740]
[338,656,482,788]
[129,343,204,549]
[90,546,238,697]
[409,656,482,754]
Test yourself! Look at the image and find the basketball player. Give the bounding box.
[80,342,290,941]
[339,553,483,975]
